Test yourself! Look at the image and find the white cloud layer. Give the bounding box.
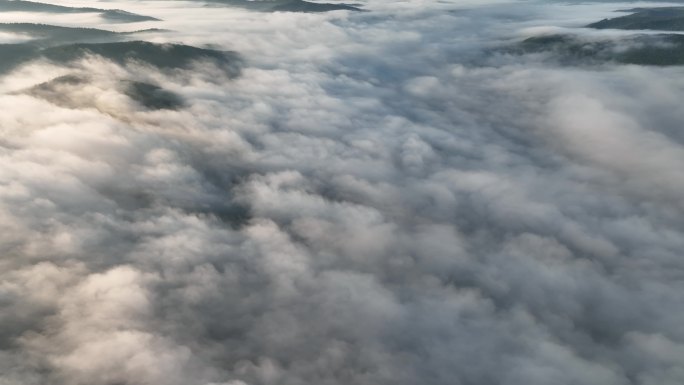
[1,1,684,384]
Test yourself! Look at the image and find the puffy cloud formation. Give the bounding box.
[1,1,684,385]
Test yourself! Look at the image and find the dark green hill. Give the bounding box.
[41,41,242,75]
[123,81,184,110]
[202,0,360,12]
[0,23,166,47]
[0,40,241,76]
[0,23,120,44]
[517,33,684,66]
[588,7,684,31]
[27,74,184,110]
[0,0,159,22]
[0,43,37,73]
[271,0,360,12]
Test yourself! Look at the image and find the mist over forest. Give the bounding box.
[1,1,684,385]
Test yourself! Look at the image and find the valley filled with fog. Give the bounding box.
[1,1,684,384]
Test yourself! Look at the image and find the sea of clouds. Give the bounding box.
[1,1,684,384]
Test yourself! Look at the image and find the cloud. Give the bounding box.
[0,1,683,385]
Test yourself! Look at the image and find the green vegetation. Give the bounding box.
[26,74,184,110]
[202,0,361,12]
[41,41,241,74]
[518,34,684,66]
[0,0,159,22]
[0,39,241,76]
[0,43,37,73]
[0,23,120,45]
[123,81,184,110]
[588,7,684,31]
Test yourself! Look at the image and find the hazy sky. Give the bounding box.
[1,1,684,385]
